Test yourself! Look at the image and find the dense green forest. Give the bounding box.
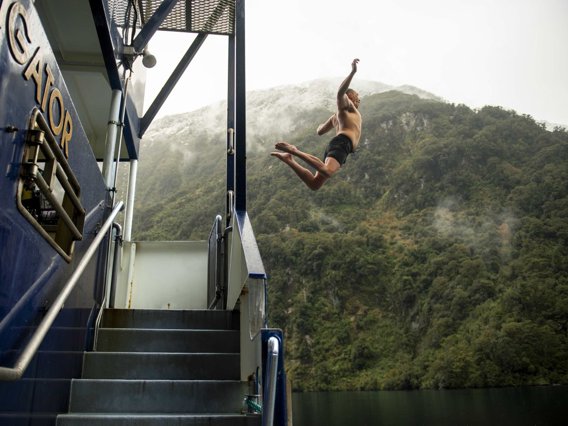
[133,90,568,390]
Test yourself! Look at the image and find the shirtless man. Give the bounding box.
[271,58,362,190]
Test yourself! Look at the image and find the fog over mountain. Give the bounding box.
[144,78,442,152]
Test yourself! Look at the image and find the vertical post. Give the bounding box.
[227,32,236,224]
[263,336,280,426]
[234,0,246,211]
[102,89,122,188]
[123,159,138,241]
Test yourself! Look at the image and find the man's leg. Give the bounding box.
[271,151,339,191]
[275,142,336,177]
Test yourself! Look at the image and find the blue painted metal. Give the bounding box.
[132,0,178,54]
[89,0,141,160]
[235,0,246,211]
[88,0,123,91]
[0,0,109,422]
[226,33,235,204]
[140,32,209,137]
[261,329,288,426]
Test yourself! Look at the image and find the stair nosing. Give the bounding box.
[85,351,240,355]
[71,379,245,383]
[98,328,239,332]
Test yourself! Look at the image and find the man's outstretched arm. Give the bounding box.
[337,58,359,108]
[317,114,337,135]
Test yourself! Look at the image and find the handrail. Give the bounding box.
[207,215,224,309]
[263,336,280,426]
[235,210,266,280]
[109,222,123,308]
[0,201,124,381]
[93,222,122,351]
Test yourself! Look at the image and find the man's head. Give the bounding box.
[346,88,360,109]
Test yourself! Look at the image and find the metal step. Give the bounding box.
[101,309,239,330]
[56,413,261,425]
[56,309,252,425]
[67,379,248,413]
[96,328,239,353]
[82,352,240,380]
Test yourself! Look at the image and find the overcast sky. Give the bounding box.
[145,0,568,125]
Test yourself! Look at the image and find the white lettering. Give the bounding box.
[0,1,6,44]
[61,111,73,158]
[48,87,64,136]
[7,2,31,65]
[0,1,7,30]
[0,0,8,30]
[41,64,55,112]
[23,46,42,104]
[4,0,74,159]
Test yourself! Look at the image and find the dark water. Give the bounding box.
[292,387,567,426]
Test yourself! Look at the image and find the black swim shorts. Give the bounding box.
[323,134,354,166]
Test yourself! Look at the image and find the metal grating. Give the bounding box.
[107,0,235,35]
[139,0,234,35]
[108,0,138,32]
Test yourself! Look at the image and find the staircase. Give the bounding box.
[56,308,261,425]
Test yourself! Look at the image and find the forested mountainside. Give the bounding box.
[133,86,568,390]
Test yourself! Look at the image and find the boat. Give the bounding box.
[0,0,288,424]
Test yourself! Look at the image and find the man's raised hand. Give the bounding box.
[352,58,360,73]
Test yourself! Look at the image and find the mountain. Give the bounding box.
[144,78,440,150]
[132,81,568,391]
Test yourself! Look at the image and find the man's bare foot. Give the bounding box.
[271,151,294,164]
[274,141,297,154]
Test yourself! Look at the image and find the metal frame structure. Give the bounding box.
[90,0,247,214]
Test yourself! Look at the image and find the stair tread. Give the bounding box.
[96,328,239,353]
[72,379,243,384]
[98,327,236,331]
[68,379,249,413]
[86,351,240,355]
[82,352,240,380]
[60,413,256,416]
[72,379,243,386]
[57,309,251,423]
[101,309,239,330]
[57,413,261,425]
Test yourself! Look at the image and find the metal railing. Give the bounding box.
[0,201,124,381]
[263,336,280,426]
[16,109,86,262]
[207,214,225,309]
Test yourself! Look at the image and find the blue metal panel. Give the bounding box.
[0,0,109,421]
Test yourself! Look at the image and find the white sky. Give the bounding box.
[145,0,568,125]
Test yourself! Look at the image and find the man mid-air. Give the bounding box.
[271,58,362,190]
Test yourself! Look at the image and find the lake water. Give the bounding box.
[292,386,567,426]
